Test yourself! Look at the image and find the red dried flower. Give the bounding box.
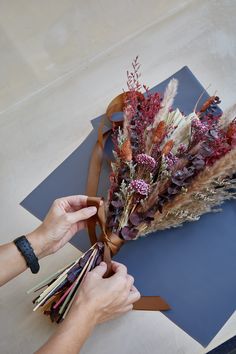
[205,129,231,165]
[226,119,236,147]
[177,143,187,155]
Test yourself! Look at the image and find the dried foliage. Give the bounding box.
[140,148,236,234]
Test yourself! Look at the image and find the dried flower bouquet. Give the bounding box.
[29,58,236,322]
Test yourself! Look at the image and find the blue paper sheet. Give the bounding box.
[21,66,236,346]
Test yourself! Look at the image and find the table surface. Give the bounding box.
[0,1,235,353]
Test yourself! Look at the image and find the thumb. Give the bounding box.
[91,262,107,278]
[68,206,97,223]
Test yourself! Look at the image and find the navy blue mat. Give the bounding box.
[21,67,236,346]
[207,336,236,353]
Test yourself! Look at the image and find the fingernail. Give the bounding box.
[87,206,97,214]
[100,262,106,267]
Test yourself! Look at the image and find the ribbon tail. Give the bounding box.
[133,296,170,311]
[103,242,113,278]
[102,241,170,311]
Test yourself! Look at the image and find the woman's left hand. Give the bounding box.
[27,195,98,259]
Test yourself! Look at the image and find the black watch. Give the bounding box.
[14,236,40,274]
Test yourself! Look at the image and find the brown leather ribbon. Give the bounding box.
[86,93,170,312]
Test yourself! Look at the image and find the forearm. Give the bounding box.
[35,300,96,354]
[0,229,48,286]
[0,196,97,287]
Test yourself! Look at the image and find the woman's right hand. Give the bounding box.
[36,261,140,354]
[73,261,140,324]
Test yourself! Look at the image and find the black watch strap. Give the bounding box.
[14,236,40,274]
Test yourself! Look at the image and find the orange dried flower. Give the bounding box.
[120,138,132,161]
[199,96,220,113]
[162,140,174,155]
[153,121,166,144]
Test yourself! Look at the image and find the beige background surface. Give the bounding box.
[0,0,235,353]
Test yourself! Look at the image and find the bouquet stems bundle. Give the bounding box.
[29,58,236,321]
[28,243,104,323]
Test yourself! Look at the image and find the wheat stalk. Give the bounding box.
[152,78,178,129]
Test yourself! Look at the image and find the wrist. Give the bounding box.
[26,228,52,260]
[46,298,96,354]
[70,297,98,327]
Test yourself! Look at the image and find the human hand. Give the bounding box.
[27,195,99,259]
[37,262,139,354]
[72,261,141,324]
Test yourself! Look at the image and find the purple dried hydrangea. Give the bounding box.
[130,179,150,196]
[136,153,156,171]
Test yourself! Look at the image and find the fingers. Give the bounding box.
[111,262,135,290]
[126,274,134,288]
[58,195,103,208]
[127,285,141,304]
[54,195,104,223]
[111,261,128,277]
[76,220,87,231]
[56,195,88,208]
[121,304,134,312]
[68,206,97,223]
[90,262,107,278]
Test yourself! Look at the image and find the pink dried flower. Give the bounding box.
[136,153,156,171]
[191,118,209,142]
[130,179,150,196]
[165,152,178,169]
[192,119,208,132]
